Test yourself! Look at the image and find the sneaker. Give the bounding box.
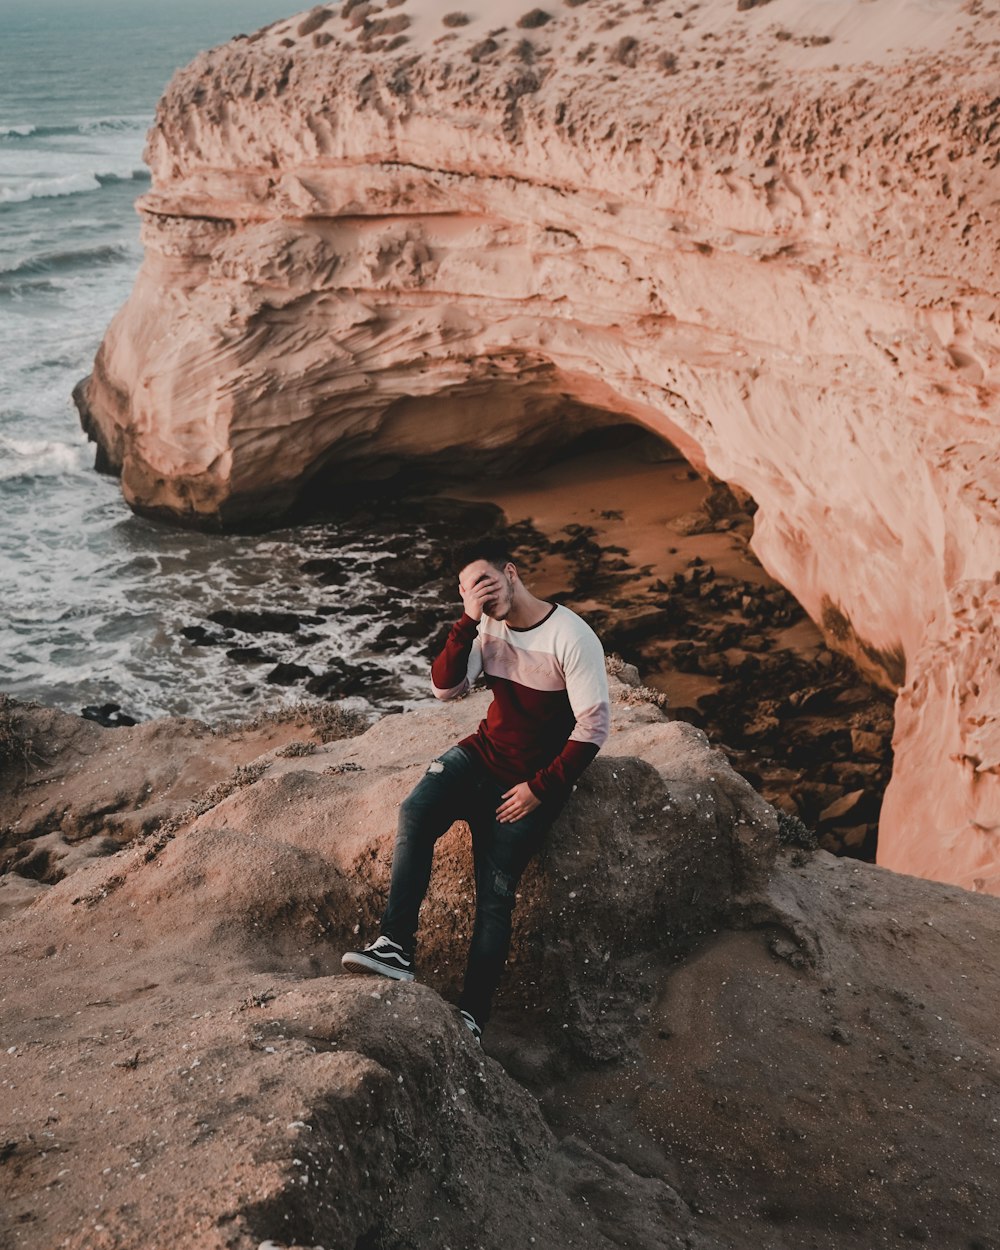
[458,1009,482,1045]
[341,935,415,982]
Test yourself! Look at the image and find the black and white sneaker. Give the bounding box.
[341,935,415,982]
[459,1009,482,1045]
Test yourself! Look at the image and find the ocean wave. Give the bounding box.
[96,169,151,186]
[0,167,150,205]
[0,243,132,280]
[0,435,86,481]
[78,115,149,136]
[0,116,149,141]
[0,277,63,297]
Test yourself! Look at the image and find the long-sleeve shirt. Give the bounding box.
[430,602,611,804]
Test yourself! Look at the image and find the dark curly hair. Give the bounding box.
[449,536,516,576]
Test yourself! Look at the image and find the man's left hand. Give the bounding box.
[496,782,541,823]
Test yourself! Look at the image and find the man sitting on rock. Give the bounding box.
[342,536,610,1044]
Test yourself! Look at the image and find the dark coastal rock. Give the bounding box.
[209,609,324,634]
[305,660,395,698]
[80,702,138,728]
[303,659,355,697]
[374,555,436,590]
[180,624,235,646]
[225,646,278,666]
[851,726,885,758]
[299,557,350,585]
[265,662,316,685]
[398,608,448,639]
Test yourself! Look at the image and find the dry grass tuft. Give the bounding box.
[155,760,271,838]
[470,36,500,59]
[214,700,370,744]
[605,656,669,710]
[296,7,334,37]
[275,740,317,758]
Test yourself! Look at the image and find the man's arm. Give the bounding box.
[431,566,503,700]
[430,613,484,700]
[526,625,610,802]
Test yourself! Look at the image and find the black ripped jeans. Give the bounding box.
[379,744,566,1027]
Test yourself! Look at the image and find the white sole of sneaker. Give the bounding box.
[459,1011,482,1044]
[341,952,415,981]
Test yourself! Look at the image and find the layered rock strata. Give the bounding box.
[75,0,1000,889]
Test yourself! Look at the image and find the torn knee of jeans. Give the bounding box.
[427,761,444,774]
[492,868,515,899]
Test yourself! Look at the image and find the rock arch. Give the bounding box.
[75,1,1000,891]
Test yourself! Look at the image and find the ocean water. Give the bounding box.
[0,0,456,725]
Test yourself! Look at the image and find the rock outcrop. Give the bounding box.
[3,676,1000,1248]
[74,0,1000,890]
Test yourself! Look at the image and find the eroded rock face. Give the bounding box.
[75,0,1000,889]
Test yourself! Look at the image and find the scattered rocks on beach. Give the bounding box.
[446,474,893,864]
[169,475,893,864]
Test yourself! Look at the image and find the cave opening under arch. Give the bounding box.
[292,398,895,865]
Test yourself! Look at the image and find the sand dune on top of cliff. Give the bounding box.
[259,0,988,71]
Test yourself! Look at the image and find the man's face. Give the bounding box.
[459,559,514,621]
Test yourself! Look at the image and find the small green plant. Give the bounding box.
[776,810,818,850]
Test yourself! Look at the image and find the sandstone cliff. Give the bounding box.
[3,677,1000,1248]
[74,0,1000,890]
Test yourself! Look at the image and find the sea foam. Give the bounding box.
[0,436,87,481]
[0,169,148,205]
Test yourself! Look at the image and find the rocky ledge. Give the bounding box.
[2,673,1000,1248]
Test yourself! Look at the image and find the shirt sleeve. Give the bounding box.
[527,622,610,803]
[430,613,485,700]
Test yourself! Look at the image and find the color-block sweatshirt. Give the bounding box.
[430,602,611,804]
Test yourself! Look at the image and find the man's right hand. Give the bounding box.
[459,570,503,621]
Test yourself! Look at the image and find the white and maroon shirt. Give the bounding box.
[431,602,610,803]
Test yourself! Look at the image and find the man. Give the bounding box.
[342,536,610,1044]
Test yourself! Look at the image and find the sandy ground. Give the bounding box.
[438,432,826,702]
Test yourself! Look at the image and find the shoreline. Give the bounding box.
[0,431,895,864]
